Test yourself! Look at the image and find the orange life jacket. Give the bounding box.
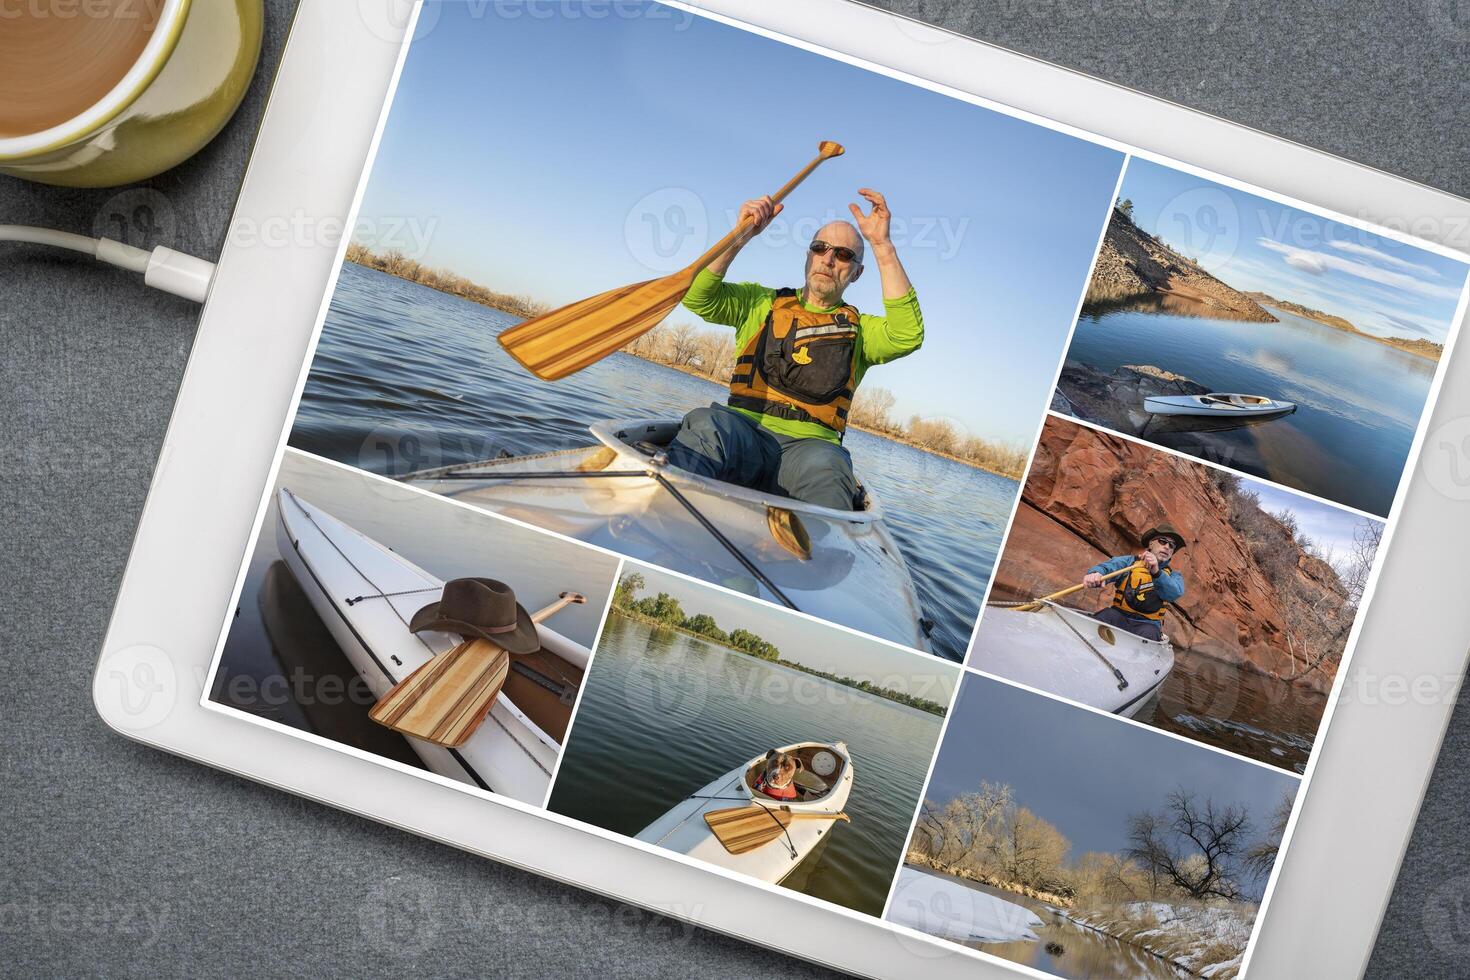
[1112,564,1167,621]
[755,773,798,800]
[727,288,860,435]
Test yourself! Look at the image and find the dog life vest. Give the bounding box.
[1111,564,1168,621]
[727,288,860,436]
[755,773,798,800]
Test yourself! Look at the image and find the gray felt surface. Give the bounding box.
[2,1,1467,976]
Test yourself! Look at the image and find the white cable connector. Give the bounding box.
[2,224,216,303]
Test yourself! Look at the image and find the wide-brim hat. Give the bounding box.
[410,577,540,654]
[1141,522,1188,552]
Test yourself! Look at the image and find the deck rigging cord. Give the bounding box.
[284,489,551,775]
[421,467,802,611]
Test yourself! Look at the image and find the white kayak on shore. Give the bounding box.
[404,419,932,652]
[968,601,1174,717]
[888,866,1043,943]
[275,487,590,805]
[1144,393,1295,417]
[635,741,854,883]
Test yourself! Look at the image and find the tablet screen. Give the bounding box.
[202,3,1470,975]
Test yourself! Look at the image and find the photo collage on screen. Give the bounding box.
[201,4,1470,978]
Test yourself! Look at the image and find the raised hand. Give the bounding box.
[848,188,892,246]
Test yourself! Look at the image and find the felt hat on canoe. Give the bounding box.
[410,577,540,654]
[1140,522,1188,552]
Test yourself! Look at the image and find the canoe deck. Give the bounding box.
[968,601,1174,717]
[1144,393,1295,417]
[635,741,854,883]
[405,420,932,652]
[274,488,588,803]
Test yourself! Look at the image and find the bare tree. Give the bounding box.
[1244,792,1294,881]
[849,386,897,432]
[1126,789,1251,900]
[1339,518,1383,606]
[667,322,701,366]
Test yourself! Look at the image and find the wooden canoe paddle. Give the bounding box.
[1007,562,1140,613]
[704,804,851,855]
[368,591,586,747]
[497,140,846,381]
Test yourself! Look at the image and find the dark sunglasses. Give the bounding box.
[808,239,859,264]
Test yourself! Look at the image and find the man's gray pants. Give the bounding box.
[664,404,858,511]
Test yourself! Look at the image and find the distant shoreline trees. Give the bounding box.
[610,572,946,715]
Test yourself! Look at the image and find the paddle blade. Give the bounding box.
[704,805,794,855]
[369,638,510,747]
[497,272,693,381]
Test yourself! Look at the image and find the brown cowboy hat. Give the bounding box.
[1140,523,1188,552]
[409,577,540,654]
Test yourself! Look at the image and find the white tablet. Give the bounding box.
[94,2,1470,977]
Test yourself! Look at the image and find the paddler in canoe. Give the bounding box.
[1082,522,1188,641]
[664,188,924,511]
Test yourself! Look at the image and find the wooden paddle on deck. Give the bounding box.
[1008,562,1139,613]
[369,592,586,747]
[497,141,846,381]
[704,804,851,855]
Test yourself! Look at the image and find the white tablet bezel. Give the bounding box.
[93,2,1470,977]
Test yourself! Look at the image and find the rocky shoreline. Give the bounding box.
[1051,361,1209,435]
[1084,208,1276,322]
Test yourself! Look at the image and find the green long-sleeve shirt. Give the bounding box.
[681,268,924,443]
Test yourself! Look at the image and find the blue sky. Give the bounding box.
[352,1,1125,443]
[1119,158,1469,343]
[623,564,960,704]
[1251,480,1380,563]
[927,676,1299,897]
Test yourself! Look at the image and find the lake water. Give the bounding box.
[1137,647,1324,774]
[289,262,1019,659]
[913,870,1189,978]
[546,615,945,917]
[1067,301,1438,516]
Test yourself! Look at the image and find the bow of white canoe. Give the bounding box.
[968,602,1174,717]
[274,486,589,804]
[635,741,854,883]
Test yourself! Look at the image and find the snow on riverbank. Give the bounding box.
[1066,900,1256,978]
[888,867,1043,943]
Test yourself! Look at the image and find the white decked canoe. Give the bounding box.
[635,742,854,883]
[1144,393,1295,417]
[405,420,932,652]
[274,487,590,805]
[968,601,1174,717]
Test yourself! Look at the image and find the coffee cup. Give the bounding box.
[0,0,264,187]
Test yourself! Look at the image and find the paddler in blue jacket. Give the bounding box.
[1082,523,1187,641]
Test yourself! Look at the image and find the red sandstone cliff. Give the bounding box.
[991,420,1356,693]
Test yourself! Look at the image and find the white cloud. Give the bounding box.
[1257,238,1463,301]
[1327,239,1442,279]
